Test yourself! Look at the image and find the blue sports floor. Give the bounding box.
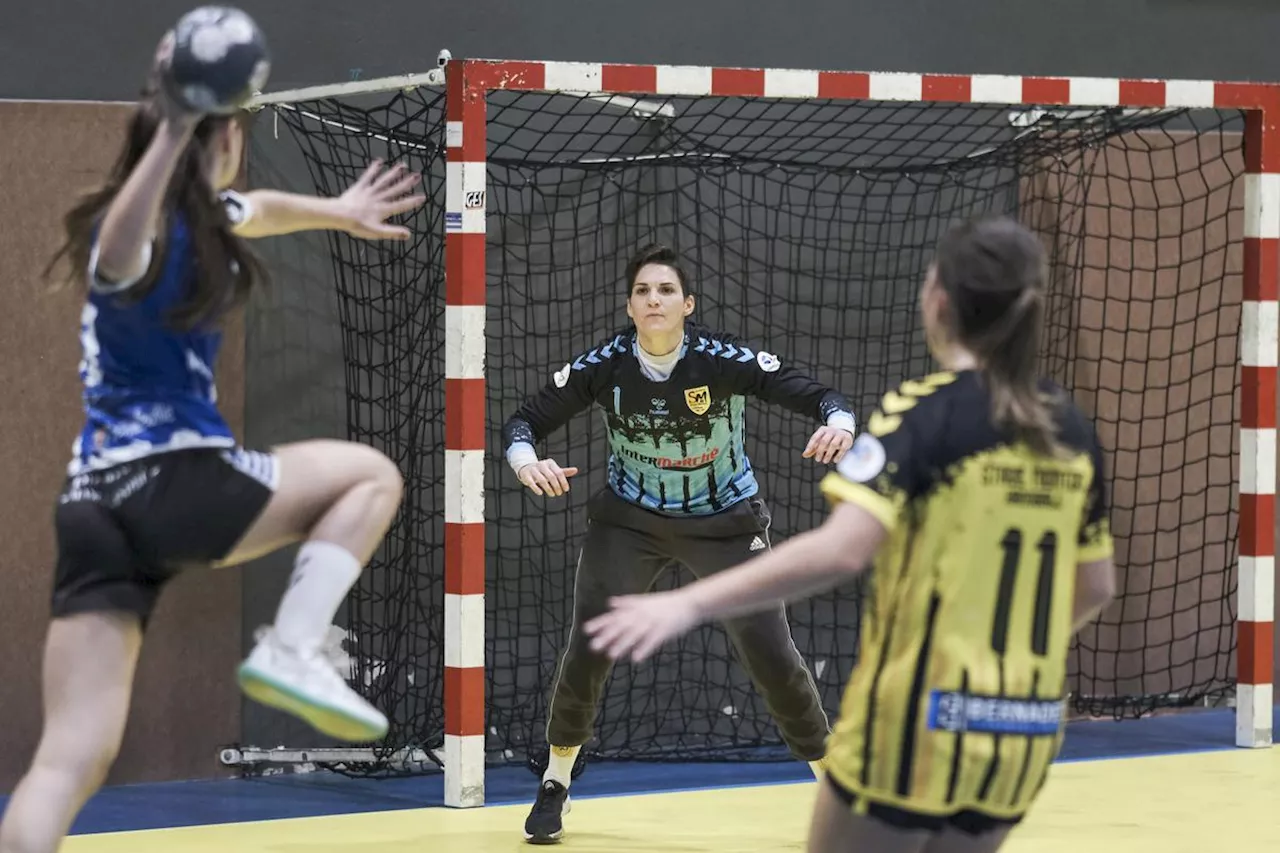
[4,706,1271,839]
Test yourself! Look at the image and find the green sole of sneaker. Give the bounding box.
[237,666,387,743]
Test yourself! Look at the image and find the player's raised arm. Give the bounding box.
[229,160,426,240]
[501,336,621,496]
[88,50,203,289]
[711,334,857,464]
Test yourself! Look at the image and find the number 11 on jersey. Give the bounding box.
[991,528,1059,658]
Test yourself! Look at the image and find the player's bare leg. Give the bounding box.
[0,612,142,853]
[223,440,403,743]
[805,779,931,853]
[923,826,1014,853]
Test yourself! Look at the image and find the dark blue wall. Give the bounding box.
[4,0,1280,102]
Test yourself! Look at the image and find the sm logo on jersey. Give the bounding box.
[684,385,711,415]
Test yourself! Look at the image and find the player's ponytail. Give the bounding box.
[45,77,266,330]
[934,216,1064,457]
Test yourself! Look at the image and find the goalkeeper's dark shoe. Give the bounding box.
[524,779,571,844]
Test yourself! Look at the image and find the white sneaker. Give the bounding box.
[237,626,389,743]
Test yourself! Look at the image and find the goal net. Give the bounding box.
[246,64,1270,793]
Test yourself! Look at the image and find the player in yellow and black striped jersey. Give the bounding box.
[815,368,1112,840]
[583,215,1118,853]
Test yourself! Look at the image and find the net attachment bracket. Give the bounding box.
[245,47,454,110]
[1007,105,1174,128]
[219,745,442,772]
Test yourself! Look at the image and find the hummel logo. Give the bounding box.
[749,536,767,552]
[880,391,917,415]
[868,411,902,437]
[898,379,935,396]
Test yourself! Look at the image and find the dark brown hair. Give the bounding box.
[933,215,1062,456]
[45,83,266,331]
[624,243,691,297]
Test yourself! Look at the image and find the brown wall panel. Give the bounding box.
[0,101,244,788]
[1026,128,1249,708]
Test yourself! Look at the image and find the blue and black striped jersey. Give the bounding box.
[502,322,856,516]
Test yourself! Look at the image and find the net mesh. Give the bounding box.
[258,83,1244,773]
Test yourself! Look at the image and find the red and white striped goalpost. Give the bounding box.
[440,59,1278,808]
[442,61,489,809]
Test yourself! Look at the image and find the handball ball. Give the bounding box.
[159,6,271,115]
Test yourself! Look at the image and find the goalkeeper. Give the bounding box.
[502,243,856,845]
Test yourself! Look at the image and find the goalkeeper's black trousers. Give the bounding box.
[544,488,831,761]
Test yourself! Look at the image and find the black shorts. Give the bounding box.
[52,447,277,626]
[826,774,1022,837]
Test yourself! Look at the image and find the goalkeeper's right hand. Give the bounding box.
[517,459,580,497]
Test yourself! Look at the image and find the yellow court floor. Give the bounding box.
[65,748,1280,853]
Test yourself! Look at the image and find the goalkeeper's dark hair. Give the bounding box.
[933,215,1063,457]
[625,243,691,297]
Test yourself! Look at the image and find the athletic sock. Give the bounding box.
[272,541,363,654]
[544,744,581,788]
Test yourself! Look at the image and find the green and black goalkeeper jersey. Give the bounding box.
[502,322,856,516]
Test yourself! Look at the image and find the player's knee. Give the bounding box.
[560,643,614,684]
[76,749,118,793]
[351,445,404,512]
[32,737,119,794]
[369,449,404,503]
[733,638,806,686]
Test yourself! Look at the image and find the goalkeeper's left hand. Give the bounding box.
[801,425,854,464]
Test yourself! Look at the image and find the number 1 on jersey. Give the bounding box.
[990,527,1059,658]
[1031,531,1057,655]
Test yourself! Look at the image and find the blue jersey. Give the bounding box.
[502,324,856,516]
[69,192,247,475]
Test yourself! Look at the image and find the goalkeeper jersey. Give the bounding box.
[501,322,856,516]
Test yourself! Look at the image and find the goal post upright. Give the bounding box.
[1220,82,1280,749]
[443,58,489,809]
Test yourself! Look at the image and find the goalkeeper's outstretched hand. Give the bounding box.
[517,458,580,497]
[801,425,854,464]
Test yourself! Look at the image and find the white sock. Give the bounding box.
[809,759,827,779]
[544,744,581,787]
[272,541,363,654]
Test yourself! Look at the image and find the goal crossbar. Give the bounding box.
[251,57,1280,810]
